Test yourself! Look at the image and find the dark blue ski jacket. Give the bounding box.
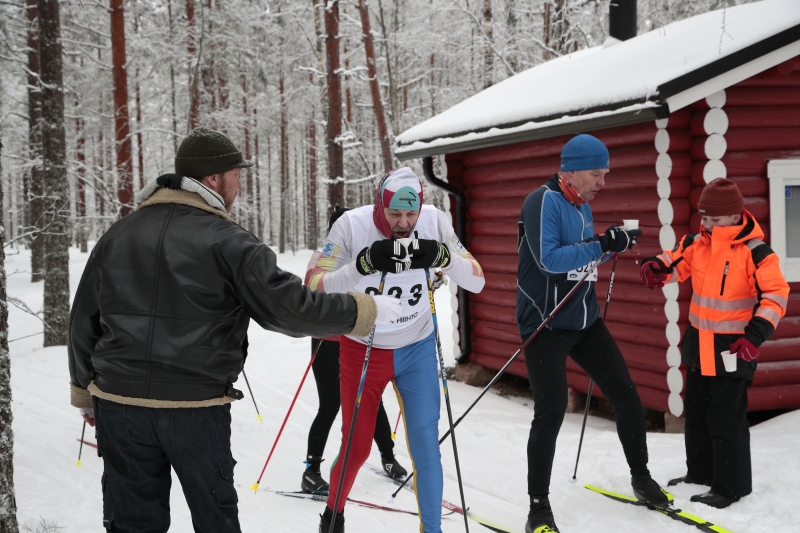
[516,174,606,337]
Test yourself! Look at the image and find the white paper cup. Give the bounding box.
[721,350,737,372]
[623,219,639,231]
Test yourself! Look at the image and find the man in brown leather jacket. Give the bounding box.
[68,127,402,533]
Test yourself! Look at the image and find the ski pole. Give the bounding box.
[391,411,402,440]
[571,252,619,483]
[242,369,262,421]
[251,339,325,492]
[392,251,610,498]
[426,267,470,533]
[330,272,387,533]
[76,420,86,466]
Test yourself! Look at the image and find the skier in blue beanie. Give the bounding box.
[517,134,670,533]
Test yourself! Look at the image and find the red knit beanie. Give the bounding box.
[697,178,744,216]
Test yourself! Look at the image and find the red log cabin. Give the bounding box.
[394,0,800,419]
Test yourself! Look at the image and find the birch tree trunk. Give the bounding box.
[110,0,133,217]
[358,0,393,173]
[325,0,344,209]
[0,133,20,533]
[26,0,44,283]
[38,0,70,347]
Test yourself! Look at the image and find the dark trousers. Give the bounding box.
[684,364,752,499]
[525,318,649,496]
[307,339,395,460]
[96,399,240,533]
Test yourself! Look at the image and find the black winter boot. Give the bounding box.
[667,474,713,487]
[319,507,344,533]
[381,453,408,481]
[690,490,737,509]
[632,475,672,506]
[302,456,329,494]
[524,495,559,533]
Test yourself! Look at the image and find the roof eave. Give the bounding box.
[395,104,668,161]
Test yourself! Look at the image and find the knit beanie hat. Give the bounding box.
[560,134,610,171]
[175,127,253,178]
[697,178,744,216]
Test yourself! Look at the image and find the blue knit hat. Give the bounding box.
[560,134,610,171]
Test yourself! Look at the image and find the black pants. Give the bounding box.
[96,399,240,533]
[307,339,395,460]
[525,318,649,497]
[684,364,752,499]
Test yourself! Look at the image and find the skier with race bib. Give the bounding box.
[305,167,485,533]
[516,134,670,533]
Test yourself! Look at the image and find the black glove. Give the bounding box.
[409,238,450,269]
[356,238,409,275]
[596,226,642,253]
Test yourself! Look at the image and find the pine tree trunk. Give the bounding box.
[186,0,200,130]
[307,113,318,249]
[26,0,44,283]
[75,104,87,254]
[110,0,133,216]
[358,0,393,174]
[242,75,254,233]
[482,0,494,89]
[254,107,262,240]
[38,0,70,346]
[506,0,518,72]
[0,133,20,533]
[325,0,344,209]
[376,0,398,136]
[279,71,288,254]
[133,13,144,191]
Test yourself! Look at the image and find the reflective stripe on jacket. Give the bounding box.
[654,210,789,376]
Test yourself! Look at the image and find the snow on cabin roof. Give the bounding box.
[395,0,800,160]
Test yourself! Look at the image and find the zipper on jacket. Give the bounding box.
[554,284,559,309]
[719,261,729,296]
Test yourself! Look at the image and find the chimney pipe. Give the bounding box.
[609,0,637,41]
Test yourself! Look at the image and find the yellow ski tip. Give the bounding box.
[76,460,82,467]
[250,482,259,493]
[256,414,263,421]
[391,432,396,440]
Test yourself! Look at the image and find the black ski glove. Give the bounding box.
[596,225,642,253]
[409,238,450,270]
[356,238,409,275]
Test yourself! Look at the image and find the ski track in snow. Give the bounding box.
[8,247,799,532]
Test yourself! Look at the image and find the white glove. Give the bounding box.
[373,295,402,325]
[79,407,93,418]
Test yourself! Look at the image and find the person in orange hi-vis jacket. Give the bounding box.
[640,178,790,509]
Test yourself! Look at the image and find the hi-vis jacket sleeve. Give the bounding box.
[654,233,697,284]
[743,241,790,345]
[435,209,485,294]
[305,215,364,293]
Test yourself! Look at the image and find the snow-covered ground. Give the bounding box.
[8,246,799,532]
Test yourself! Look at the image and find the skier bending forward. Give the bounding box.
[306,167,485,533]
